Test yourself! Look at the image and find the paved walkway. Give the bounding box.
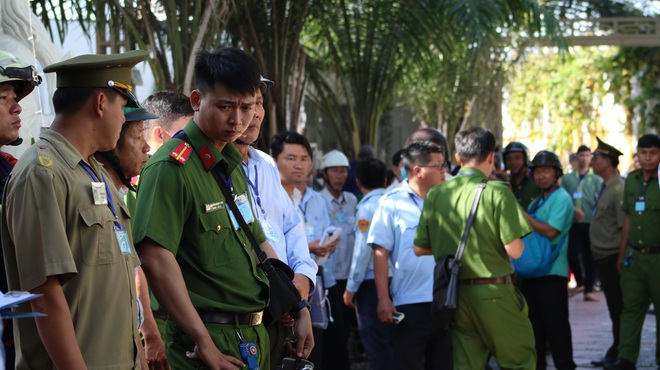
[568,291,656,370]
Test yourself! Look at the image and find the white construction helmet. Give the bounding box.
[321,150,349,169]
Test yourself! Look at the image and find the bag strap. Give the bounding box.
[173,132,271,268]
[454,178,488,264]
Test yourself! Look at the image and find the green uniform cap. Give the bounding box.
[43,50,148,107]
[593,136,623,160]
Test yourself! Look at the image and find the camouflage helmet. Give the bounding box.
[502,141,531,168]
[0,49,42,102]
[529,150,563,175]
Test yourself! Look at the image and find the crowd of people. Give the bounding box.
[0,46,658,370]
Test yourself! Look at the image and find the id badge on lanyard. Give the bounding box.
[228,193,255,230]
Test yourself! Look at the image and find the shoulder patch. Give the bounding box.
[38,155,53,167]
[358,219,370,233]
[170,141,192,165]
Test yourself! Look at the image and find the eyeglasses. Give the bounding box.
[419,163,450,171]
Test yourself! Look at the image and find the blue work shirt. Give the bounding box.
[242,147,317,286]
[367,181,435,307]
[528,186,574,277]
[321,187,357,281]
[346,188,389,292]
[296,186,336,288]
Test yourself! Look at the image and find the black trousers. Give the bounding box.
[521,275,577,370]
[393,302,453,370]
[595,253,623,359]
[568,223,596,293]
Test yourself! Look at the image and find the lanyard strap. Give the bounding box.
[528,186,560,215]
[246,168,265,216]
[409,193,422,211]
[638,178,652,199]
[79,161,119,222]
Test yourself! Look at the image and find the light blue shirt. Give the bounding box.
[346,188,388,292]
[321,187,357,281]
[242,147,317,286]
[527,186,574,277]
[367,181,435,306]
[298,187,336,288]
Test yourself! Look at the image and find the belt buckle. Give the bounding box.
[249,311,263,326]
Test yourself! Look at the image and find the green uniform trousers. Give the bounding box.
[618,247,660,365]
[452,283,536,370]
[164,319,270,369]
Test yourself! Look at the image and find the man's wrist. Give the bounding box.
[289,299,311,318]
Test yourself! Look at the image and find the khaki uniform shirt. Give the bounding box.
[622,169,660,248]
[132,120,269,313]
[415,168,533,279]
[590,174,625,260]
[1,129,141,369]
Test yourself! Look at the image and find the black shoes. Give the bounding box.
[603,358,636,370]
[591,356,616,367]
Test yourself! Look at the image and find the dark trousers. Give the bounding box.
[521,275,577,370]
[335,279,357,343]
[322,284,350,370]
[568,223,596,293]
[595,254,623,359]
[355,279,394,370]
[393,302,453,370]
[268,320,293,369]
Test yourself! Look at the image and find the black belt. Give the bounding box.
[632,246,660,254]
[152,310,168,320]
[197,309,263,326]
[461,275,513,286]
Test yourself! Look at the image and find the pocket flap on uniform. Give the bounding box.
[79,205,115,228]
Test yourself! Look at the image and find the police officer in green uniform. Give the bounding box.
[503,141,542,210]
[415,127,536,370]
[589,137,625,367]
[1,50,148,369]
[132,48,313,370]
[605,134,660,370]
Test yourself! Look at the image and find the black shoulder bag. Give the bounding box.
[432,178,487,329]
[174,133,302,322]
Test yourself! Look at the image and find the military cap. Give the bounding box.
[593,136,623,160]
[124,106,159,123]
[43,50,148,107]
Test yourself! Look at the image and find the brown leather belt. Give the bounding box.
[461,275,513,286]
[634,247,660,254]
[197,310,263,326]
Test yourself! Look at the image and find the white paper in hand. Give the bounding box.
[315,226,342,266]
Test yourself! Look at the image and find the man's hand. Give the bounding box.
[308,240,329,256]
[343,290,356,309]
[278,313,295,327]
[325,238,339,253]
[290,308,314,359]
[185,342,245,370]
[377,297,396,323]
[573,207,585,222]
[144,334,170,370]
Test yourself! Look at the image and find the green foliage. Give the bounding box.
[506,47,614,150]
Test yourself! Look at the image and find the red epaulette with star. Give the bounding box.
[170,141,192,165]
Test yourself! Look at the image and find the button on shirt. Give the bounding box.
[296,186,335,288]
[367,181,435,307]
[243,147,317,285]
[346,188,389,293]
[321,188,357,281]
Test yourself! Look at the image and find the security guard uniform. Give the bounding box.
[415,168,536,370]
[617,168,660,366]
[1,51,146,369]
[132,119,271,369]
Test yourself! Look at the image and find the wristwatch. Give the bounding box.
[289,299,311,318]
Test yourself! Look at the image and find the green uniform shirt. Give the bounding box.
[589,174,625,260]
[561,168,603,223]
[415,167,533,279]
[132,120,269,312]
[510,171,542,210]
[1,128,141,369]
[622,169,660,249]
